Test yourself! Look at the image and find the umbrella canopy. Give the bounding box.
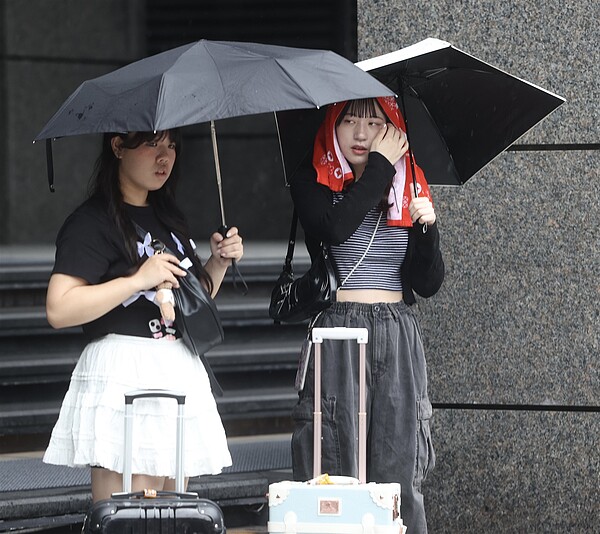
[34,38,394,231]
[34,40,394,289]
[355,38,565,185]
[34,39,393,141]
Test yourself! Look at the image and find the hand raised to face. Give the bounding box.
[370,123,409,167]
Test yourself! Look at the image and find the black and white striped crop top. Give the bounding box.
[329,192,409,291]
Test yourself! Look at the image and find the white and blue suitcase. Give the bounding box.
[268,328,406,534]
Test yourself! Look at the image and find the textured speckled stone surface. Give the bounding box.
[423,409,600,533]
[359,2,599,531]
[357,0,599,144]
[417,150,599,406]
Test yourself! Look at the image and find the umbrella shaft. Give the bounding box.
[210,121,227,227]
[398,92,419,198]
[273,112,289,186]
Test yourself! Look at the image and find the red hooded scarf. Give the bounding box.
[312,96,431,227]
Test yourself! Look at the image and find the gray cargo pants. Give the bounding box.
[291,301,435,534]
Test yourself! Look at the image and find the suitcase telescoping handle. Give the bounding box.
[311,327,369,484]
[123,389,186,494]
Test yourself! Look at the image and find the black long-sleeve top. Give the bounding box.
[289,152,445,305]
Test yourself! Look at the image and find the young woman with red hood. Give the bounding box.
[289,97,444,533]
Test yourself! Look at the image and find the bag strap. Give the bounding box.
[133,222,179,262]
[284,209,382,287]
[283,209,299,271]
[339,211,382,287]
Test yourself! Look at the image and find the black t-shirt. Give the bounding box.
[52,196,193,341]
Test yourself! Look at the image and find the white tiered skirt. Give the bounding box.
[43,334,232,477]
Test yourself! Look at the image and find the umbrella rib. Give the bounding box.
[152,42,226,129]
[400,66,495,91]
[153,75,169,131]
[201,43,227,92]
[274,58,321,107]
[273,112,289,186]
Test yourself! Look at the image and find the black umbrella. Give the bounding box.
[278,38,565,186]
[34,39,394,225]
[356,38,565,185]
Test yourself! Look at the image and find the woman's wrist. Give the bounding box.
[204,255,229,283]
[208,253,230,269]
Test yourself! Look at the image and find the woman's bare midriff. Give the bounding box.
[336,289,403,303]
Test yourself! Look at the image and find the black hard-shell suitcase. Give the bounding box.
[83,389,226,534]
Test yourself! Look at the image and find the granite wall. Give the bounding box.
[358,1,599,532]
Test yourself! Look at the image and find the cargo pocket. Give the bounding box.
[414,398,435,491]
[291,395,340,480]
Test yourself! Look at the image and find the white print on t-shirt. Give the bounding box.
[123,232,193,308]
[137,232,155,258]
[148,317,177,340]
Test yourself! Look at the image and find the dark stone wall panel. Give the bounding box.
[424,409,600,533]
[417,151,599,406]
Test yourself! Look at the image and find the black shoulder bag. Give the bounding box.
[134,225,224,396]
[269,209,383,325]
[269,210,338,323]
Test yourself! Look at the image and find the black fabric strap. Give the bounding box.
[284,209,299,269]
[218,225,248,294]
[230,256,249,294]
[46,139,55,193]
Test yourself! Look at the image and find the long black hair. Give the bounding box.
[337,98,393,213]
[89,130,213,294]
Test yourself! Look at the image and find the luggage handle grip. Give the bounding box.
[312,327,368,344]
[125,389,186,405]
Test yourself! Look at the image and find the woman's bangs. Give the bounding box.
[123,129,181,149]
[345,99,381,118]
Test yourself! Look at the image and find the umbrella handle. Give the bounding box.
[218,225,248,295]
[211,123,251,278]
